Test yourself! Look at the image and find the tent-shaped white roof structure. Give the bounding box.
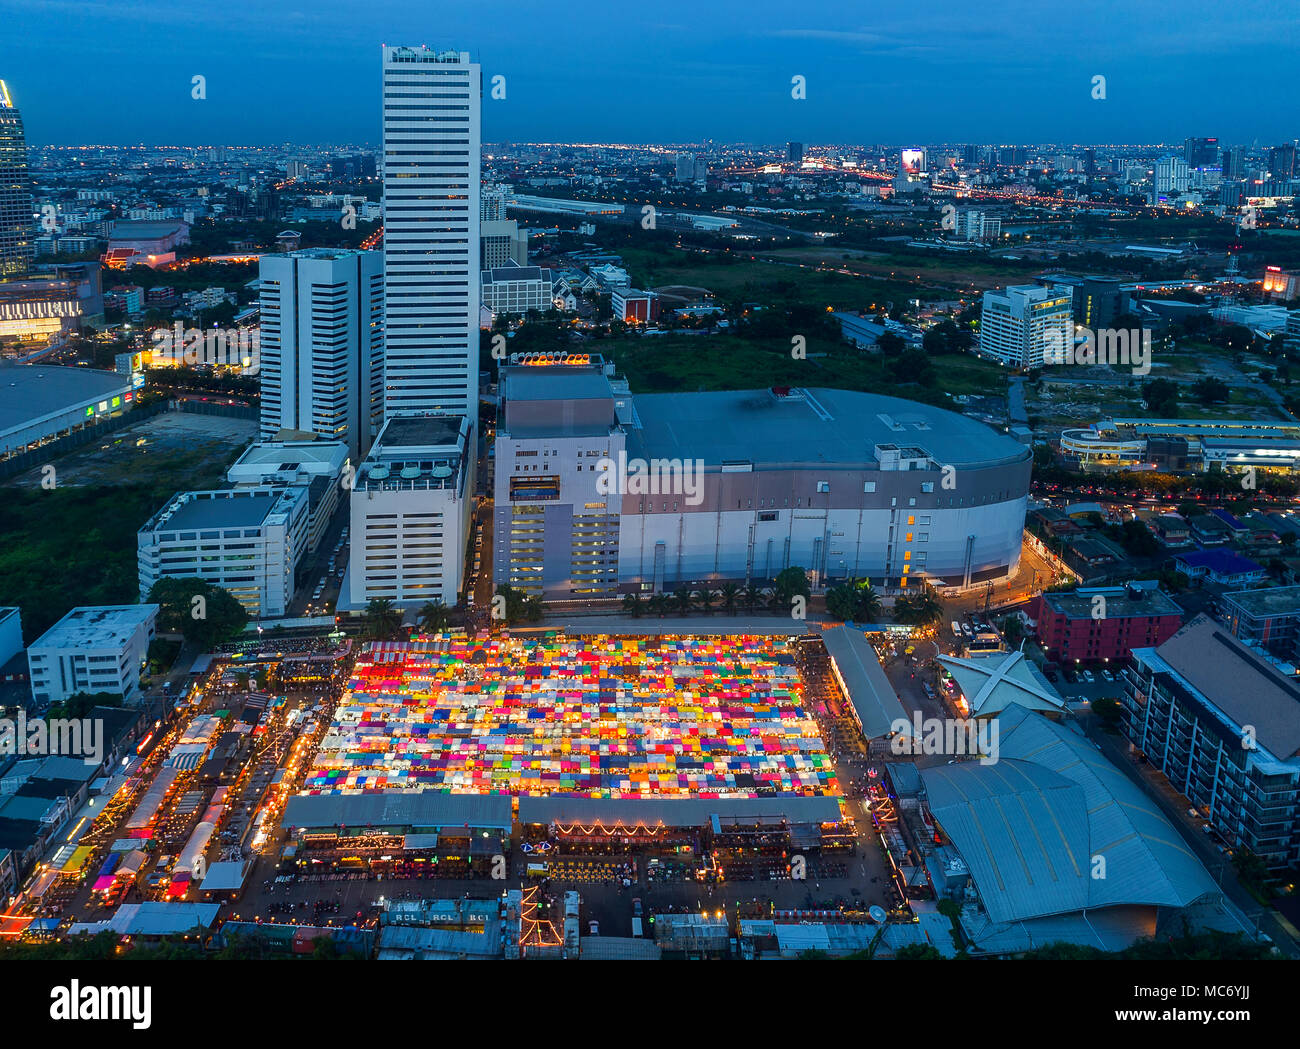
[938,647,1064,718]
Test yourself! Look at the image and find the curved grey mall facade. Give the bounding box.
[494,358,1031,599]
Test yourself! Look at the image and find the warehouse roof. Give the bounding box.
[920,705,1217,927]
[820,626,908,738]
[106,902,220,935]
[283,791,513,831]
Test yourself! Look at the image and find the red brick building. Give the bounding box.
[1033,582,1183,665]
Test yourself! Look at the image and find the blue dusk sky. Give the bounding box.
[1,0,1297,146]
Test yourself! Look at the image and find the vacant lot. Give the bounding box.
[0,411,256,642]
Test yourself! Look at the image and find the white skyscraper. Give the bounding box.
[258,248,384,460]
[380,46,482,419]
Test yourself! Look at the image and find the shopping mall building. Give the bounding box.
[493,354,1032,599]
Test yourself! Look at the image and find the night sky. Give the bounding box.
[3,0,1297,146]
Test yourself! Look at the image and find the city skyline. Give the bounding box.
[2,0,1299,145]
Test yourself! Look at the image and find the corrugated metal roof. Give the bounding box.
[920,705,1218,927]
[820,626,908,738]
[283,791,513,831]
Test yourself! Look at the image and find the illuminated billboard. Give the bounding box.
[900,148,927,176]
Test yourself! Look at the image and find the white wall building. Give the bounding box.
[258,248,384,461]
[978,284,1073,369]
[27,605,159,707]
[481,264,554,316]
[1155,155,1191,195]
[342,414,474,611]
[959,210,1001,242]
[137,487,310,618]
[381,46,481,419]
[226,439,350,554]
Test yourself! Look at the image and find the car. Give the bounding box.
[1081,669,1095,683]
[1100,669,1114,683]
[1187,807,1200,818]
[951,621,961,638]
[960,622,973,638]
[632,897,643,917]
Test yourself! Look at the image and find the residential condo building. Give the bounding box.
[258,248,384,460]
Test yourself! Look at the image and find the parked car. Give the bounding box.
[1081,669,1095,683]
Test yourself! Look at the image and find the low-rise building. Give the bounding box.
[1034,582,1183,665]
[611,287,660,324]
[480,263,554,316]
[226,439,350,554]
[137,487,310,617]
[26,605,158,707]
[1218,584,1300,663]
[1174,549,1266,587]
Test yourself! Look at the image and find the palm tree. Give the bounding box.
[719,582,740,616]
[671,587,694,616]
[854,580,882,623]
[416,599,450,636]
[648,593,669,618]
[364,598,402,640]
[622,593,644,618]
[742,582,764,614]
[694,588,717,615]
[897,583,943,627]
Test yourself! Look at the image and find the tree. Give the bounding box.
[875,331,906,356]
[363,598,403,640]
[694,588,717,615]
[647,593,669,618]
[622,593,644,618]
[671,587,694,616]
[493,586,543,625]
[718,582,740,616]
[1142,377,1179,415]
[416,599,451,635]
[742,583,764,614]
[773,566,811,606]
[892,943,943,960]
[1191,376,1230,405]
[894,583,944,627]
[148,577,249,647]
[825,578,881,623]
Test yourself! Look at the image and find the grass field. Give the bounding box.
[598,332,1009,404]
[613,244,951,308]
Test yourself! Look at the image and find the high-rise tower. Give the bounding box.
[0,80,34,278]
[380,46,481,419]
